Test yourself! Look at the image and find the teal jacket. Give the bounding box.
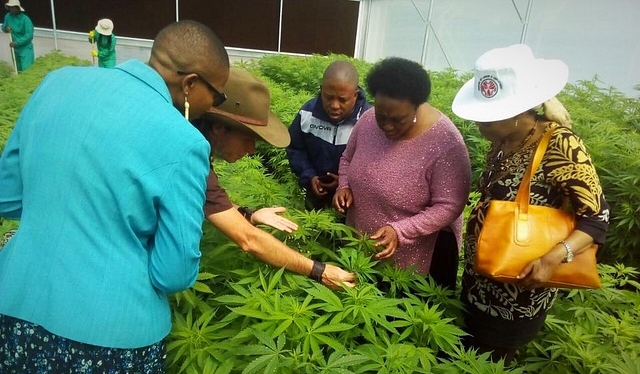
[2,11,34,71]
[0,60,210,348]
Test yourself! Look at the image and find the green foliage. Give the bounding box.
[249,54,372,95]
[0,60,13,79]
[1,52,639,373]
[556,80,640,265]
[521,263,640,373]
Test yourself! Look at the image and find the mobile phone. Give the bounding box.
[318,174,334,183]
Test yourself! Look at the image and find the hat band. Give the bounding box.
[208,107,268,127]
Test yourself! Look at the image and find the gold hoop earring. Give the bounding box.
[184,94,190,120]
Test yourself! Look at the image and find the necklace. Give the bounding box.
[482,120,538,193]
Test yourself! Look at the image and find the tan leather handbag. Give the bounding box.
[475,127,601,289]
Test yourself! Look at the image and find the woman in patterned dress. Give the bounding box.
[451,44,609,364]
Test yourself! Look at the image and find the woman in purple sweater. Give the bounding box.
[333,57,471,289]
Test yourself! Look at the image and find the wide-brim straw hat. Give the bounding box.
[5,0,25,11]
[452,44,569,122]
[95,18,114,36]
[202,67,290,148]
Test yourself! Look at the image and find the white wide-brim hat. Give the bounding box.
[5,0,25,11]
[452,44,568,122]
[95,18,114,36]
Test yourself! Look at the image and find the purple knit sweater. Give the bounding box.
[338,107,471,274]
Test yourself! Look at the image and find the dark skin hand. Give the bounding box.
[516,231,594,290]
[333,187,353,213]
[332,189,400,260]
[371,225,399,259]
[310,173,338,197]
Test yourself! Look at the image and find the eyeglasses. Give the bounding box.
[177,70,227,107]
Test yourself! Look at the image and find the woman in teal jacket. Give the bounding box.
[90,18,116,68]
[2,0,34,72]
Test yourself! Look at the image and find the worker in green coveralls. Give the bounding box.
[89,18,117,68]
[2,0,35,72]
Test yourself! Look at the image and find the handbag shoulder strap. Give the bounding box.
[514,124,557,212]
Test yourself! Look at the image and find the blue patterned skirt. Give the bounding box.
[0,314,166,373]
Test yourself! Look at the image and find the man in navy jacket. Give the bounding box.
[286,61,371,210]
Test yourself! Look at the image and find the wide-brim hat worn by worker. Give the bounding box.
[95,18,114,36]
[203,67,290,148]
[452,44,569,122]
[5,0,25,11]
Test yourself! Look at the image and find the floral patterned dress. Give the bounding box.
[460,124,609,347]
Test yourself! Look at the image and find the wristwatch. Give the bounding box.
[560,241,574,263]
[237,206,255,222]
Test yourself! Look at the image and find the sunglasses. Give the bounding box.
[177,70,227,107]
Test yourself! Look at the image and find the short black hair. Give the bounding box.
[366,57,431,106]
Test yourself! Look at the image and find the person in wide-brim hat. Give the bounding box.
[95,18,114,36]
[3,0,34,72]
[4,0,25,12]
[196,66,290,159]
[190,67,357,291]
[451,44,609,365]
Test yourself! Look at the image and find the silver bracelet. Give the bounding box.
[560,240,574,263]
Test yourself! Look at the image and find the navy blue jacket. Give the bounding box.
[286,89,371,189]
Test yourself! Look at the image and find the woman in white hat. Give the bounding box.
[89,18,116,68]
[452,44,610,364]
[2,0,34,72]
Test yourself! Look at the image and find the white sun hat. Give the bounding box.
[5,0,25,11]
[95,18,114,36]
[452,44,569,122]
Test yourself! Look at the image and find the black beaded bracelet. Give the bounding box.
[237,206,255,222]
[309,260,326,283]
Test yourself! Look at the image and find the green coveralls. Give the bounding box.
[2,11,35,72]
[95,31,117,68]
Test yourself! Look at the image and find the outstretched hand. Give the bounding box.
[251,207,299,233]
[321,264,357,290]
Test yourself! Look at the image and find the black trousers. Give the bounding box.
[429,230,459,290]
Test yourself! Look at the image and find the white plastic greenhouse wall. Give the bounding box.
[352,0,640,97]
[0,0,638,97]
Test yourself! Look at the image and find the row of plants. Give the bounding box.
[1,52,639,373]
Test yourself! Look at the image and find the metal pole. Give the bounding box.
[520,0,533,43]
[9,33,18,74]
[277,0,283,52]
[418,0,433,64]
[176,0,180,22]
[49,0,58,50]
[413,0,452,68]
[354,0,372,59]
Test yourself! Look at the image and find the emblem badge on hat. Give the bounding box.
[478,75,500,99]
